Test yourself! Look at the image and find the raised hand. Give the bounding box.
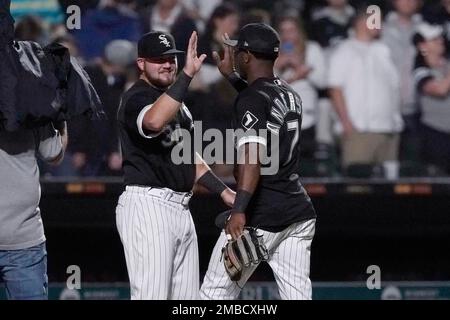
[212,33,235,77]
[183,31,207,77]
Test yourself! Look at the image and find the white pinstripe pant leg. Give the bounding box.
[116,191,144,299]
[268,219,316,300]
[116,190,177,300]
[200,231,260,300]
[170,206,200,300]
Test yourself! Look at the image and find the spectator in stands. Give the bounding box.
[71,0,142,60]
[240,7,272,26]
[310,0,355,50]
[139,0,196,68]
[382,0,423,162]
[310,0,355,163]
[328,6,403,171]
[273,0,306,20]
[186,3,239,177]
[181,0,222,32]
[14,15,50,46]
[423,0,450,58]
[413,23,450,175]
[196,3,239,91]
[66,40,137,177]
[275,15,326,159]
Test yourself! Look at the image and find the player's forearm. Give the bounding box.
[143,71,192,132]
[231,163,259,217]
[236,162,260,191]
[195,154,230,193]
[143,95,182,132]
[233,144,261,213]
[195,152,211,182]
[195,152,235,207]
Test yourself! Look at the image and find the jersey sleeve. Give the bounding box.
[123,93,163,139]
[235,91,268,150]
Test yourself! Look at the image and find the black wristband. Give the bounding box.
[231,189,253,214]
[227,71,248,92]
[166,70,192,103]
[197,170,228,195]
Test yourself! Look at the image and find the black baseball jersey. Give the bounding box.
[234,77,316,232]
[117,79,195,191]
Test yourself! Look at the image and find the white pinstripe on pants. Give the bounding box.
[116,186,199,300]
[200,218,316,300]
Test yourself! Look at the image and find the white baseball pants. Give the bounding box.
[200,218,316,300]
[116,186,199,300]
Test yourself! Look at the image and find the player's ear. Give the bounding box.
[137,58,145,72]
[244,51,251,64]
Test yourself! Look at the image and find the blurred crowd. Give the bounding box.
[10,0,450,178]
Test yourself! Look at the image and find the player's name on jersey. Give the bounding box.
[267,90,302,135]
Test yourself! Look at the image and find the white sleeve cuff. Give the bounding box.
[37,126,63,162]
[137,104,163,139]
[237,136,267,149]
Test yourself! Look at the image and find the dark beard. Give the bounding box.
[141,72,175,90]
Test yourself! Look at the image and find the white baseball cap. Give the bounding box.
[414,23,443,41]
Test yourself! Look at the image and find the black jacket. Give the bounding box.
[0,0,14,46]
[0,0,104,131]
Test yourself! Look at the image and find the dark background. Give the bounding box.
[40,179,450,284]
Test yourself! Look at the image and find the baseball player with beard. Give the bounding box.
[116,31,235,300]
[200,23,317,300]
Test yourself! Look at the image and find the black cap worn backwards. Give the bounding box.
[223,23,280,56]
[138,31,184,58]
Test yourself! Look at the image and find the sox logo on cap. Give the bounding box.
[159,34,171,48]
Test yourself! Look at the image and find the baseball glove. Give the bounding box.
[222,227,269,281]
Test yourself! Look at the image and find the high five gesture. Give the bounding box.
[183,31,207,77]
